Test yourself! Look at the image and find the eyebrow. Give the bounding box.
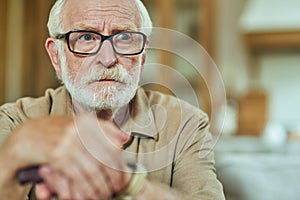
[71,25,98,31]
[71,23,137,33]
[112,24,137,31]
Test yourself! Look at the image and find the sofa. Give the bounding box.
[214,136,300,200]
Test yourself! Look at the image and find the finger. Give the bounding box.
[75,118,126,170]
[76,115,129,148]
[47,138,105,199]
[46,125,101,198]
[70,181,88,200]
[62,164,100,199]
[66,135,127,198]
[103,164,132,194]
[75,153,113,199]
[39,165,72,199]
[35,183,52,200]
[40,165,103,200]
[75,117,131,194]
[100,119,131,147]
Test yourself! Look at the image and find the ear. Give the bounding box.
[45,38,62,78]
[141,52,146,66]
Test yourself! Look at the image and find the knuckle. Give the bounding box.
[112,177,126,193]
[57,191,71,199]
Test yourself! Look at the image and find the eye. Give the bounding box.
[79,33,94,41]
[116,33,131,41]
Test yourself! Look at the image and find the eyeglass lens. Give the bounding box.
[68,31,145,55]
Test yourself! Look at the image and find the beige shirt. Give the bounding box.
[0,86,225,199]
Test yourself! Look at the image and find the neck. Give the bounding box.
[71,100,114,120]
[71,100,128,123]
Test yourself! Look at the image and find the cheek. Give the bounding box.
[118,56,142,71]
[65,55,89,80]
[63,57,80,82]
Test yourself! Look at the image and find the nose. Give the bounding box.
[97,40,117,68]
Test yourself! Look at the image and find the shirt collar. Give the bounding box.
[51,86,73,115]
[118,88,159,140]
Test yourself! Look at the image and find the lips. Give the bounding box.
[99,79,117,82]
[95,78,125,84]
[85,69,127,84]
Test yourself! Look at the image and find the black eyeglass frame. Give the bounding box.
[56,30,147,56]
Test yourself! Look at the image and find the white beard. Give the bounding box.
[59,51,141,111]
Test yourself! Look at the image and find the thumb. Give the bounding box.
[76,115,131,148]
[100,118,131,147]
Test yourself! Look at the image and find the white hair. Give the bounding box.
[47,0,153,37]
[47,0,65,37]
[134,0,153,36]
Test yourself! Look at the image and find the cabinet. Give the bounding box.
[244,30,300,53]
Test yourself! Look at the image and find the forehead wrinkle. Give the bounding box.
[63,3,140,32]
[85,4,140,26]
[71,18,137,33]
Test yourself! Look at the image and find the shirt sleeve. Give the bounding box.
[171,114,225,200]
[0,108,18,145]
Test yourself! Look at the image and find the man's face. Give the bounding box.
[58,0,144,111]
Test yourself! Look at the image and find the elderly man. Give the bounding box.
[0,0,225,199]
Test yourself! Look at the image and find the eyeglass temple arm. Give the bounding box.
[55,33,66,39]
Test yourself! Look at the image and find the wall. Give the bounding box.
[214,0,300,133]
[5,0,24,102]
[259,53,300,130]
[214,0,250,96]
[239,0,300,31]
[0,0,7,104]
[1,0,59,103]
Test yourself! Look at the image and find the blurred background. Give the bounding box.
[1,0,300,199]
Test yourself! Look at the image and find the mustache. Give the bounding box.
[81,64,130,84]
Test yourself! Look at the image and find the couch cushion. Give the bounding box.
[215,137,300,200]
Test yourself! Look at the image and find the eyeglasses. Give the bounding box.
[56,30,147,56]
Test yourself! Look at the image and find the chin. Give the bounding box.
[69,82,137,112]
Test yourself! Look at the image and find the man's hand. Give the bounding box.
[1,115,132,199]
[36,164,132,200]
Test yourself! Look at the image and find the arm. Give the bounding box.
[120,115,224,200]
[135,180,183,200]
[170,118,225,199]
[136,144,223,199]
[34,118,222,200]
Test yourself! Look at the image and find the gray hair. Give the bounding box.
[47,0,153,37]
[47,0,65,37]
